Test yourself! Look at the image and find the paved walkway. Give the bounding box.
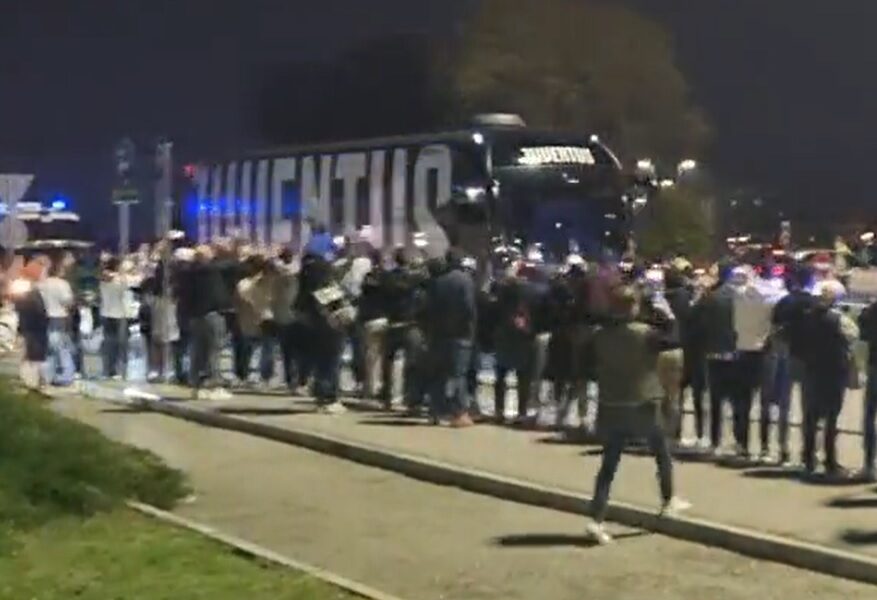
[52,394,877,599]
[84,380,877,561]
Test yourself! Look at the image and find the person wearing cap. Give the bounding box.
[585,285,690,545]
[799,281,858,477]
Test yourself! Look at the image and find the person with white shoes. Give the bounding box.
[585,285,690,544]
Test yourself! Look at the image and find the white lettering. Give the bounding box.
[335,153,367,236]
[390,149,407,248]
[195,165,209,243]
[225,162,238,235]
[413,144,452,257]
[369,150,386,248]
[302,155,333,235]
[272,157,296,245]
[255,160,270,245]
[239,161,253,241]
[517,146,595,166]
[210,165,223,239]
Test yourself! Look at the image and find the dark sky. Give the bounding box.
[1,0,875,229]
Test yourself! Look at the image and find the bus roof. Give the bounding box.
[230,126,617,164]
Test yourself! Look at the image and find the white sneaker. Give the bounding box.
[194,388,211,401]
[660,496,692,517]
[696,438,711,451]
[585,522,613,545]
[211,387,233,401]
[323,402,347,415]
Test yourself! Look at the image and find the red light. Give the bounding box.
[772,265,786,278]
[182,164,197,179]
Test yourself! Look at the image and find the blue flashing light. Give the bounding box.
[51,194,70,210]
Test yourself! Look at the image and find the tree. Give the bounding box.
[451,0,709,165]
[637,186,713,260]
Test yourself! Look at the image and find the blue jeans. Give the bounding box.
[258,321,277,383]
[591,426,673,522]
[314,334,343,404]
[429,338,473,419]
[46,318,76,385]
[864,364,877,470]
[760,345,793,456]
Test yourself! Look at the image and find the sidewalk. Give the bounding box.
[50,393,877,600]
[85,381,877,561]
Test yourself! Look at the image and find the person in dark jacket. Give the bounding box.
[296,253,348,413]
[766,265,815,465]
[859,296,877,480]
[15,259,50,389]
[801,283,858,477]
[692,262,740,454]
[426,248,476,427]
[181,246,230,399]
[378,248,424,409]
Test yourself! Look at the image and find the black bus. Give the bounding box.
[184,117,630,266]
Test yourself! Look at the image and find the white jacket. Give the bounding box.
[733,282,781,352]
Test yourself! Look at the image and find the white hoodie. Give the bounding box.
[732,273,786,352]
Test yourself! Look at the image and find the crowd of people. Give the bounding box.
[3,229,877,541]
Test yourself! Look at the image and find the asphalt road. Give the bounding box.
[55,394,877,600]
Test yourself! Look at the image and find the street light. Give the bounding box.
[677,159,698,176]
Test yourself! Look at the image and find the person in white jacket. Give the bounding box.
[38,256,76,385]
[731,266,785,459]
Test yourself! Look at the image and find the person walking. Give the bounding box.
[585,285,689,544]
[272,248,301,392]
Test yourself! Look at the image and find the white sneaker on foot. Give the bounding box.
[660,496,692,517]
[211,387,233,401]
[323,402,347,415]
[585,522,613,545]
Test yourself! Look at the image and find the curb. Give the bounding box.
[129,502,406,600]
[77,383,877,586]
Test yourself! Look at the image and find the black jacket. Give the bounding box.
[694,283,737,356]
[802,306,851,377]
[772,290,817,361]
[427,267,476,340]
[859,300,877,367]
[180,261,229,319]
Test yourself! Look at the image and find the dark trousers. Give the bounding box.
[865,364,877,471]
[591,427,673,522]
[681,348,706,439]
[802,370,846,471]
[707,359,737,448]
[226,313,249,382]
[278,322,299,389]
[733,351,762,453]
[381,325,408,402]
[101,318,127,378]
[313,332,343,404]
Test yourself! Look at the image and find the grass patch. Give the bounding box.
[0,383,189,541]
[0,510,357,599]
[0,381,358,598]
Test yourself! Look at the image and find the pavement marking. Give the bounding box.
[66,382,877,587]
[129,502,407,600]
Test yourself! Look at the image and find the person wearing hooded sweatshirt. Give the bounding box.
[585,285,689,545]
[800,282,858,477]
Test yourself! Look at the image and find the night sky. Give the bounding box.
[1,0,875,232]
